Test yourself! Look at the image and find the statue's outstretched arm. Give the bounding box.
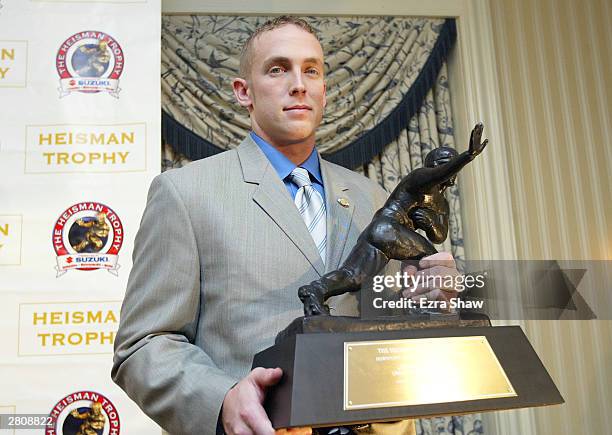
[416,123,489,191]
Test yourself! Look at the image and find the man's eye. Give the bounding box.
[306,68,320,75]
[269,66,284,74]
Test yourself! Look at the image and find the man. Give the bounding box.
[112,17,460,435]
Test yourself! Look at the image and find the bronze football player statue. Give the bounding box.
[72,212,110,252]
[71,401,106,435]
[299,123,489,316]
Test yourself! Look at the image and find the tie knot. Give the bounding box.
[290,167,312,188]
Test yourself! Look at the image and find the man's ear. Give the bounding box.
[232,78,252,109]
[323,81,327,109]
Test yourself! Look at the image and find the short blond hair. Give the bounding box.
[239,16,319,78]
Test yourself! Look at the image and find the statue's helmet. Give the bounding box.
[424,146,458,168]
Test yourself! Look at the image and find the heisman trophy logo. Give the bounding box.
[53,202,123,276]
[46,390,120,435]
[56,31,124,97]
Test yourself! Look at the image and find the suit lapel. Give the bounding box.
[321,160,355,271]
[237,136,325,276]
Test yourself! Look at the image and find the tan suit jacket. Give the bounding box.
[112,136,411,435]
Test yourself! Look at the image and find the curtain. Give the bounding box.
[161,15,456,168]
[161,15,478,434]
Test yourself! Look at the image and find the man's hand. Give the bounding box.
[401,252,462,312]
[222,367,283,435]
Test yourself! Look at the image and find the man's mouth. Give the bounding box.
[283,105,312,111]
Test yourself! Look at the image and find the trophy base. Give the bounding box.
[256,317,562,430]
[275,312,491,344]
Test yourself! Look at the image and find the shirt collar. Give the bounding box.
[250,131,323,184]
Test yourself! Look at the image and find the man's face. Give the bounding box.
[234,25,326,148]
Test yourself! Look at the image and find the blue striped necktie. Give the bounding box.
[290,167,326,264]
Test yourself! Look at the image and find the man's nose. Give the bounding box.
[289,71,306,95]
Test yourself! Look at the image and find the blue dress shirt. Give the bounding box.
[250,131,326,201]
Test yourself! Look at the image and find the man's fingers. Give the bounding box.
[251,367,283,389]
[402,266,460,296]
[226,421,254,435]
[223,369,283,435]
[409,284,458,298]
[406,283,456,298]
[242,404,275,435]
[419,252,456,269]
[403,287,457,300]
[419,265,459,279]
[401,263,418,275]
[409,289,440,303]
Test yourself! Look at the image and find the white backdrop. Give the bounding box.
[0,1,162,434]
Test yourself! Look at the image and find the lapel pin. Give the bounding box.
[337,197,350,208]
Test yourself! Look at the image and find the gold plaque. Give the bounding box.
[344,336,516,410]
